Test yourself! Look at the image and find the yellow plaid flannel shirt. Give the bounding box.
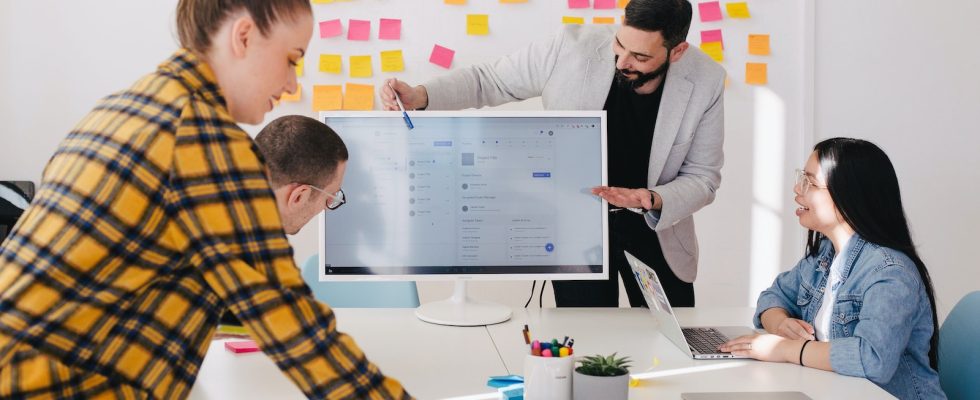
[0,49,412,400]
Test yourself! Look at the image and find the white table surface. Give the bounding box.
[486,307,895,400]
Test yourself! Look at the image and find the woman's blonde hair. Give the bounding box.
[176,0,311,53]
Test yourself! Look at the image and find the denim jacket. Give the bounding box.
[754,234,945,399]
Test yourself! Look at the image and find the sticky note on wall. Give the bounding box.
[500,0,528,3]
[430,44,455,69]
[313,85,342,111]
[698,1,723,22]
[594,0,615,9]
[349,55,373,78]
[445,0,466,4]
[701,29,724,48]
[726,2,751,18]
[745,62,767,85]
[593,17,616,24]
[319,19,342,38]
[700,42,723,62]
[379,18,401,40]
[319,54,342,74]
[617,0,630,8]
[348,19,370,41]
[280,85,302,102]
[568,0,590,9]
[562,16,585,24]
[295,58,304,77]
[380,50,405,72]
[343,83,375,110]
[748,34,771,55]
[467,14,489,35]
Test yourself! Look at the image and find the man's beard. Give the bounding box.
[614,55,671,92]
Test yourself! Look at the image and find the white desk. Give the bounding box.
[190,308,894,400]
[487,308,894,400]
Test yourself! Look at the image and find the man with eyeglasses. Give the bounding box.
[381,0,724,308]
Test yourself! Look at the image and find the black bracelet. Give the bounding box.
[799,340,812,366]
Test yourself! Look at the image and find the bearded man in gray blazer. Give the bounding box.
[382,0,724,307]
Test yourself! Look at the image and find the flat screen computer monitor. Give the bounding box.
[317,111,607,326]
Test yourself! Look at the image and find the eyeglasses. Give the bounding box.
[306,185,346,210]
[794,169,827,195]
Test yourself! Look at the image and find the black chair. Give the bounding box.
[0,181,35,243]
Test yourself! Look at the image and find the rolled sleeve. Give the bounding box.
[753,260,806,329]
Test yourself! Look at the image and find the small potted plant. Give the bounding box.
[572,352,632,400]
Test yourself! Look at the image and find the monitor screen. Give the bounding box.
[318,111,607,281]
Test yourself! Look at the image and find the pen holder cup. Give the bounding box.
[523,354,573,400]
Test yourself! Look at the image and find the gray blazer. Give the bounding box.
[425,25,725,283]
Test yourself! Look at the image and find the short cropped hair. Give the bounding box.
[255,115,348,188]
[176,0,311,54]
[624,0,693,50]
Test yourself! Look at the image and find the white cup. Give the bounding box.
[523,354,573,400]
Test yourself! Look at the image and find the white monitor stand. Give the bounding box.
[415,280,512,326]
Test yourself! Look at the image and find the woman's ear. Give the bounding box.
[228,15,255,59]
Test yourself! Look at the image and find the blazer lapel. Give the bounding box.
[648,64,693,184]
[580,37,615,110]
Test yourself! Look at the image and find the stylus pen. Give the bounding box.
[387,81,414,130]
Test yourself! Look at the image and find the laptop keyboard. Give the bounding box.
[682,327,730,355]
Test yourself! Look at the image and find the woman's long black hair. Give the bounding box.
[805,137,939,370]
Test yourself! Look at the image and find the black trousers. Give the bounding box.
[553,212,694,308]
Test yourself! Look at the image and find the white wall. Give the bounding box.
[814,0,980,320]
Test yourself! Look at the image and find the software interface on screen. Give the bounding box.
[322,114,605,277]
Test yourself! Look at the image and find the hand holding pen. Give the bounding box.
[381,78,428,112]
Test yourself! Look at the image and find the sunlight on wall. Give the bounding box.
[749,88,787,305]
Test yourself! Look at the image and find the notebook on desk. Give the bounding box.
[625,251,756,359]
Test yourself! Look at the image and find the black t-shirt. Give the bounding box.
[603,79,665,238]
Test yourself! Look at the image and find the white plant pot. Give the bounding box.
[572,370,629,400]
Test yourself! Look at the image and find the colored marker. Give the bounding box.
[559,347,569,357]
[542,349,553,357]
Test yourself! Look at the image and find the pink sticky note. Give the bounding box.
[348,19,370,41]
[429,44,455,69]
[568,0,590,9]
[225,340,260,354]
[594,0,615,9]
[379,18,402,40]
[701,29,724,49]
[698,1,723,22]
[319,19,342,38]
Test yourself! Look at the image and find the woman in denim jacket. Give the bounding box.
[720,138,944,399]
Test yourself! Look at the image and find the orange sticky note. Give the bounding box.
[280,85,301,102]
[562,16,585,24]
[313,85,343,111]
[380,50,405,72]
[618,0,630,8]
[745,62,767,85]
[319,54,342,74]
[748,34,771,56]
[445,0,466,4]
[726,2,751,18]
[700,42,723,62]
[295,58,304,77]
[467,14,489,35]
[593,17,616,24]
[349,55,373,78]
[343,83,375,111]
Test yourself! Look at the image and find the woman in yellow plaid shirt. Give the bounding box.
[0,0,411,399]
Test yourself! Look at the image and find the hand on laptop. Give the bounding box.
[719,333,793,362]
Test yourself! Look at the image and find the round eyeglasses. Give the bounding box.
[794,169,826,195]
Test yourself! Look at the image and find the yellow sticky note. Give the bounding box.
[349,55,373,78]
[445,0,466,4]
[618,0,630,8]
[295,58,304,77]
[562,16,585,25]
[748,34,771,56]
[343,83,375,111]
[318,54,342,74]
[700,42,724,62]
[313,85,342,111]
[726,2,751,18]
[467,14,489,35]
[746,62,767,85]
[380,50,405,72]
[311,0,334,3]
[593,17,616,24]
[280,85,301,102]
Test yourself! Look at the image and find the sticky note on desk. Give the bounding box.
[745,62,767,85]
[698,1,723,22]
[348,19,370,41]
[594,0,615,9]
[380,50,405,72]
[319,54,342,74]
[429,44,455,69]
[349,55,373,78]
[379,18,401,40]
[319,19,342,38]
[225,340,259,354]
[343,83,375,111]
[568,0,590,9]
[313,85,343,111]
[467,14,489,35]
[748,34,771,55]
[726,2,751,18]
[701,29,724,49]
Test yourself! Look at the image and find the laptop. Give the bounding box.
[625,251,756,359]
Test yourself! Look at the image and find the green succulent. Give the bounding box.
[575,352,632,377]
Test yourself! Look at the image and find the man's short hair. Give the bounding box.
[624,0,693,50]
[255,115,348,188]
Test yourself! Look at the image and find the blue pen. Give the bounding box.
[387,81,414,130]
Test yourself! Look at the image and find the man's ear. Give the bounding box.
[228,15,255,59]
[669,41,689,63]
[286,184,309,207]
